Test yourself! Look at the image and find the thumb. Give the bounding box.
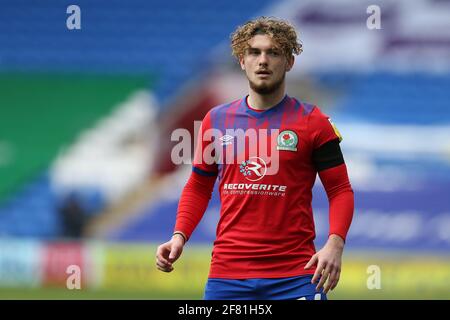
[304,254,318,269]
[168,244,181,262]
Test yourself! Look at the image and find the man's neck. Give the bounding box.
[247,87,286,110]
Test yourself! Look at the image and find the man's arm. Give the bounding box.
[305,138,354,293]
[155,170,216,272]
[173,170,217,240]
[156,110,218,273]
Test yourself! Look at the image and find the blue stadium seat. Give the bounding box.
[0,0,276,104]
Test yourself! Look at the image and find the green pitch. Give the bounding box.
[0,287,200,300]
[0,287,446,300]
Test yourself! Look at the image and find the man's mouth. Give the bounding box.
[256,70,271,75]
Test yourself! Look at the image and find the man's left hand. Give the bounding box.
[304,234,345,294]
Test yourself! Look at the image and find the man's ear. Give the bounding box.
[239,56,245,70]
[286,55,295,72]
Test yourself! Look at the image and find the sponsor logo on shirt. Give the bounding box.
[223,182,287,196]
[224,183,286,192]
[328,118,343,142]
[239,157,267,181]
[219,134,234,146]
[224,156,286,196]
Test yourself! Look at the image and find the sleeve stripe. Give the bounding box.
[192,166,218,177]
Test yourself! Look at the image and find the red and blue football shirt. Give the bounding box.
[190,94,342,279]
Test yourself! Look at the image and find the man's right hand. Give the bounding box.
[155,233,185,272]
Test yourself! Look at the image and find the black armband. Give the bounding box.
[312,138,345,172]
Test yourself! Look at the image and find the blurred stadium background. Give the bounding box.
[0,0,449,299]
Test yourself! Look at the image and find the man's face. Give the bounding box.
[240,34,294,95]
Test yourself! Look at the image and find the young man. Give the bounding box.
[156,17,354,300]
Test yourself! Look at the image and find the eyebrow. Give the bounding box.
[247,47,280,52]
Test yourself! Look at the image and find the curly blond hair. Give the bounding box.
[231,16,303,60]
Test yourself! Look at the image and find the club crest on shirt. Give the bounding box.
[277,130,298,151]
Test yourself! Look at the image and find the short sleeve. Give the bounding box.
[192,111,219,176]
[308,106,343,150]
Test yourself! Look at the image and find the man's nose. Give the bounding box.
[258,53,269,65]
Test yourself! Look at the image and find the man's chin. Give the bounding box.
[249,75,284,95]
[250,83,277,95]
[253,87,273,95]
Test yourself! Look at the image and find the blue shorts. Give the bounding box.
[204,274,327,300]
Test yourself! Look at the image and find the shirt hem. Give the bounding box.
[208,269,316,280]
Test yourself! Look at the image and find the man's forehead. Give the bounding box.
[247,34,281,50]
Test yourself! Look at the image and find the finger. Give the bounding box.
[156,248,171,265]
[311,261,325,284]
[330,270,341,291]
[156,259,174,272]
[156,260,171,269]
[323,276,333,294]
[157,265,173,273]
[304,254,318,270]
[155,255,172,267]
[323,268,338,294]
[168,245,181,262]
[316,264,332,291]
